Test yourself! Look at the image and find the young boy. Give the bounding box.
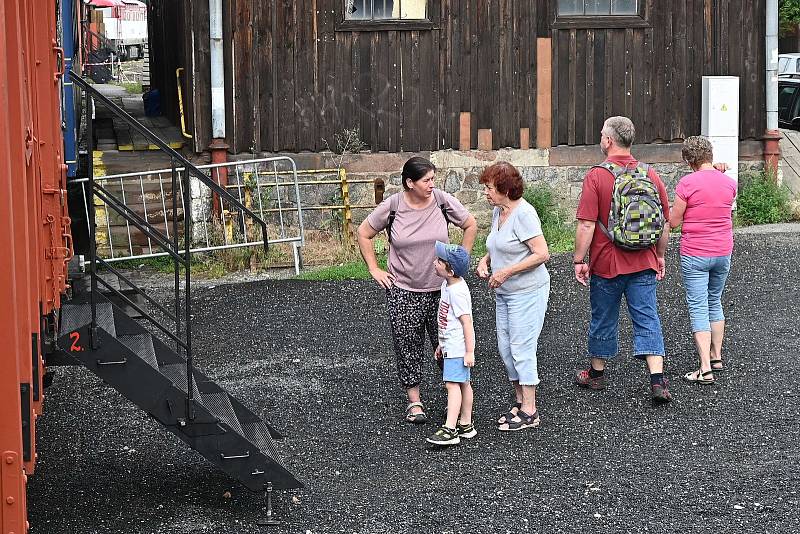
[427,241,476,446]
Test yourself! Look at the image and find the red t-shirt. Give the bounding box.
[575,154,670,279]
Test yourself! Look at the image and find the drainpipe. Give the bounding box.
[764,0,781,176]
[209,0,228,214]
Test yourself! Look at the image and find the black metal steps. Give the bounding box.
[56,291,302,491]
[118,333,158,369]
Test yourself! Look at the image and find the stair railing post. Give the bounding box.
[87,94,99,350]
[172,159,181,356]
[183,168,194,421]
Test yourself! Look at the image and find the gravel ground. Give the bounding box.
[28,230,800,534]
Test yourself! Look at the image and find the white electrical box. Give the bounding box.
[701,76,740,137]
[702,76,740,184]
[707,136,739,182]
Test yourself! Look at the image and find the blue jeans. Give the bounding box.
[588,270,665,360]
[495,283,550,386]
[680,254,732,332]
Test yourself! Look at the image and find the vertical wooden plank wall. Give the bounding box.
[170,0,766,153]
[215,0,539,153]
[551,0,766,146]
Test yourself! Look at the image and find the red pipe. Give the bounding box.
[208,139,228,217]
[762,129,782,179]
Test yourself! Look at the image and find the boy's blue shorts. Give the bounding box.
[443,357,471,383]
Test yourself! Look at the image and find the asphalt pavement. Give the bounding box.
[27,229,800,533]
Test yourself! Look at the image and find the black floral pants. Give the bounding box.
[386,286,440,389]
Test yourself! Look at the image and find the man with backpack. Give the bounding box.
[572,116,673,403]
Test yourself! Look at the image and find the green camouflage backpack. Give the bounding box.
[594,161,664,250]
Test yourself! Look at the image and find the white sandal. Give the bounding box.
[683,369,715,385]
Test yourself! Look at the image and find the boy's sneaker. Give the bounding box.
[575,368,608,390]
[456,422,477,439]
[651,378,673,403]
[426,425,460,446]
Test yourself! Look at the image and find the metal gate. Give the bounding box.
[75,156,306,273]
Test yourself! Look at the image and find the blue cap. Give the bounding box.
[434,241,470,278]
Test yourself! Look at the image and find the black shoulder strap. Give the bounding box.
[386,193,401,244]
[387,189,451,244]
[432,188,452,226]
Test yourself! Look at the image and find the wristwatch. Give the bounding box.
[573,259,586,265]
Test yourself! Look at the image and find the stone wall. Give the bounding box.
[243,145,767,230]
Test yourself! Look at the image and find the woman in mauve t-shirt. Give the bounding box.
[669,136,737,385]
[357,157,477,424]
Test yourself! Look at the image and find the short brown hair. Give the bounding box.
[479,162,524,200]
[682,136,714,168]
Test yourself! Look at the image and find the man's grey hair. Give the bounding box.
[602,116,635,148]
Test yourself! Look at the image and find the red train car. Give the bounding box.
[0,0,71,531]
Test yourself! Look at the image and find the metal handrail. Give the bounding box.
[96,257,179,323]
[94,273,188,351]
[82,24,116,53]
[75,73,261,422]
[92,184,187,263]
[69,70,270,253]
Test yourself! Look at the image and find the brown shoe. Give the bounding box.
[575,368,608,390]
[651,378,672,403]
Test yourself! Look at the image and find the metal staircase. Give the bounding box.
[54,71,302,494]
[56,291,300,491]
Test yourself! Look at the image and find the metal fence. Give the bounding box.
[76,156,306,273]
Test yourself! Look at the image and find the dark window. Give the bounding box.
[339,0,432,31]
[779,85,798,122]
[557,0,638,16]
[554,0,648,29]
[345,0,427,21]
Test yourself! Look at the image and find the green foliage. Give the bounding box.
[119,82,143,94]
[103,255,184,274]
[295,254,387,281]
[780,0,800,36]
[735,171,793,226]
[522,184,576,253]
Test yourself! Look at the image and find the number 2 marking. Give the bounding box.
[69,331,82,352]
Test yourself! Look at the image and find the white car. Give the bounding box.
[779,53,800,76]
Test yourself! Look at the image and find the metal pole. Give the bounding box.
[88,95,99,350]
[339,168,354,247]
[172,160,181,355]
[209,0,225,138]
[764,0,781,175]
[183,164,194,421]
[766,0,778,131]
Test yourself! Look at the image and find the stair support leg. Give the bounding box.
[256,482,282,527]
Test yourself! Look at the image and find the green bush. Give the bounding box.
[522,184,576,253]
[735,171,792,226]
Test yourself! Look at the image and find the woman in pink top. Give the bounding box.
[669,136,737,385]
[357,157,477,424]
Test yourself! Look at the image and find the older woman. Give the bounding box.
[670,136,737,384]
[476,162,550,431]
[357,156,477,423]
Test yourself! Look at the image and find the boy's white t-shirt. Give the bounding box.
[437,279,473,359]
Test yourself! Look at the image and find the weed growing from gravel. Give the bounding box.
[735,170,793,226]
[295,253,387,281]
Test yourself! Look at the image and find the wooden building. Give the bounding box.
[148,0,767,157]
